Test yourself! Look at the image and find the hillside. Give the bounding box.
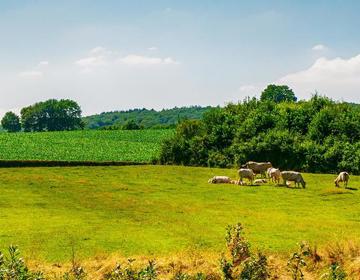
[83,106,213,129]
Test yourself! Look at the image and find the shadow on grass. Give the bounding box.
[345,186,358,191]
[274,184,305,190]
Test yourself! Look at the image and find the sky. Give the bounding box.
[0,0,360,116]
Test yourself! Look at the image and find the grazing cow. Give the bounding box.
[334,172,350,188]
[242,161,272,178]
[268,168,281,184]
[208,176,232,184]
[281,171,306,188]
[237,168,255,185]
[253,179,267,184]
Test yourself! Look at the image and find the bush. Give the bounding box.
[0,245,44,279]
[104,260,157,280]
[159,92,360,174]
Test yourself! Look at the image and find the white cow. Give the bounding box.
[334,172,350,188]
[253,179,267,184]
[267,168,281,184]
[208,176,232,184]
[281,171,306,188]
[243,161,272,178]
[238,168,255,185]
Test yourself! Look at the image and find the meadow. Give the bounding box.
[0,129,173,162]
[0,165,359,264]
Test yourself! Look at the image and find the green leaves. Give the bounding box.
[1,112,21,133]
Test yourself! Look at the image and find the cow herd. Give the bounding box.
[208,161,350,189]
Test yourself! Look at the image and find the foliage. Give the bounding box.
[83,106,212,130]
[1,111,21,132]
[220,223,268,280]
[287,242,311,280]
[224,224,250,266]
[0,245,44,279]
[0,129,173,162]
[260,84,297,103]
[321,263,347,280]
[160,93,360,174]
[122,120,143,130]
[239,253,268,280]
[62,265,86,280]
[20,99,83,132]
[104,260,157,280]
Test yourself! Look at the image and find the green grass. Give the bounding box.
[0,165,359,263]
[0,130,173,162]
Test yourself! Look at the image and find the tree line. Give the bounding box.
[159,84,360,174]
[83,106,212,130]
[1,99,83,132]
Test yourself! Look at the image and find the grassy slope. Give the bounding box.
[0,165,359,263]
[0,130,173,162]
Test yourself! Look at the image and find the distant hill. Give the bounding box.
[83,106,213,129]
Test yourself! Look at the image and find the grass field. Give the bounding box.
[0,130,173,162]
[0,165,359,263]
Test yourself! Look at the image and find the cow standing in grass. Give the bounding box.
[281,171,306,188]
[238,168,255,185]
[243,161,272,178]
[334,172,350,188]
[267,168,281,184]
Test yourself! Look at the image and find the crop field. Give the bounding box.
[0,129,173,162]
[0,165,359,264]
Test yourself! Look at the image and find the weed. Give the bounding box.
[0,245,45,280]
[287,242,311,280]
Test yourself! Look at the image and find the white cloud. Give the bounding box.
[148,47,158,51]
[18,71,43,79]
[119,55,179,66]
[89,46,108,55]
[75,47,113,68]
[38,61,49,66]
[75,56,108,67]
[277,54,360,100]
[312,44,328,51]
[75,47,179,69]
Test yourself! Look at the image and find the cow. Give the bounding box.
[208,176,232,184]
[253,179,267,184]
[334,172,350,188]
[281,171,306,188]
[237,168,255,185]
[267,168,281,184]
[242,161,272,178]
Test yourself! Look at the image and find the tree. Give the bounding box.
[260,84,297,103]
[1,111,21,132]
[122,120,142,130]
[20,99,83,132]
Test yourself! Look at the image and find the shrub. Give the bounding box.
[321,263,347,280]
[287,242,311,280]
[0,245,45,279]
[104,259,157,280]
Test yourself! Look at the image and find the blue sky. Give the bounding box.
[1,1,360,116]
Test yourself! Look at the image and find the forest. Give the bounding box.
[83,106,212,129]
[160,85,360,174]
